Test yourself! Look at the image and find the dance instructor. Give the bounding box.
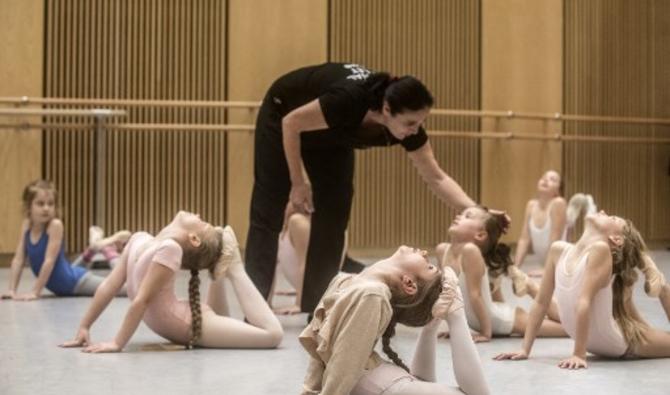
[245,62,479,313]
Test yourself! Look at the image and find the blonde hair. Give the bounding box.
[179,228,224,349]
[22,179,60,219]
[381,272,443,371]
[611,220,648,348]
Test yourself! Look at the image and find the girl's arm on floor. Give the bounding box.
[495,242,565,360]
[60,246,131,348]
[3,220,30,299]
[19,219,64,300]
[559,242,611,369]
[84,261,172,353]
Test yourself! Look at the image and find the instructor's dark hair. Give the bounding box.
[364,72,434,115]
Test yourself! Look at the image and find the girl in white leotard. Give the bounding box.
[513,170,567,277]
[438,206,565,342]
[496,210,670,369]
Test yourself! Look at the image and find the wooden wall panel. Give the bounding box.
[227,0,328,246]
[481,0,563,243]
[0,0,43,254]
[330,0,481,251]
[564,0,670,241]
[44,0,227,253]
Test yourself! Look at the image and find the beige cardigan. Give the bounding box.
[299,273,393,395]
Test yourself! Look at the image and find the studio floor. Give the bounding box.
[1,251,669,395]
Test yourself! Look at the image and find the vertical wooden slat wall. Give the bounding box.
[226,0,328,246]
[564,0,670,241]
[330,0,480,250]
[480,0,563,243]
[0,0,44,255]
[44,0,227,253]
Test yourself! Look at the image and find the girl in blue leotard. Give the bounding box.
[2,180,128,300]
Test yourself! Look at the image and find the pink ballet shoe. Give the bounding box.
[432,266,464,319]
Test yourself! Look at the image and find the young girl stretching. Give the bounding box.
[496,211,670,369]
[513,170,567,277]
[437,206,566,342]
[2,180,128,300]
[300,245,490,395]
[61,212,283,351]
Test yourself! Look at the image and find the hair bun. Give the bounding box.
[490,210,510,234]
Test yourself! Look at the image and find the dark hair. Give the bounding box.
[381,271,443,371]
[476,206,512,278]
[180,230,224,349]
[364,73,434,115]
[22,179,60,219]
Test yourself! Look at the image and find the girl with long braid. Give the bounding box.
[437,206,566,342]
[60,211,283,352]
[495,210,670,369]
[300,245,490,395]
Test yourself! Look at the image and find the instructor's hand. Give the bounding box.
[290,183,314,215]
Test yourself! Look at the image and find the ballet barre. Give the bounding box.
[2,97,669,126]
[429,109,670,126]
[2,121,667,144]
[427,130,670,145]
[0,107,127,229]
[0,122,254,132]
[0,108,127,117]
[0,96,261,109]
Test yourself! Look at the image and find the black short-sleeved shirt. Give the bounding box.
[267,62,428,152]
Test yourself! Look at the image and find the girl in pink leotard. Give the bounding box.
[61,211,283,352]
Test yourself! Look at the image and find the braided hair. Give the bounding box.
[187,269,202,349]
[180,229,224,349]
[381,272,443,371]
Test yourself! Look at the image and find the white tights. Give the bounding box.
[351,309,490,395]
[196,266,283,349]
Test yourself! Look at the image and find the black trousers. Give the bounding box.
[245,97,355,313]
